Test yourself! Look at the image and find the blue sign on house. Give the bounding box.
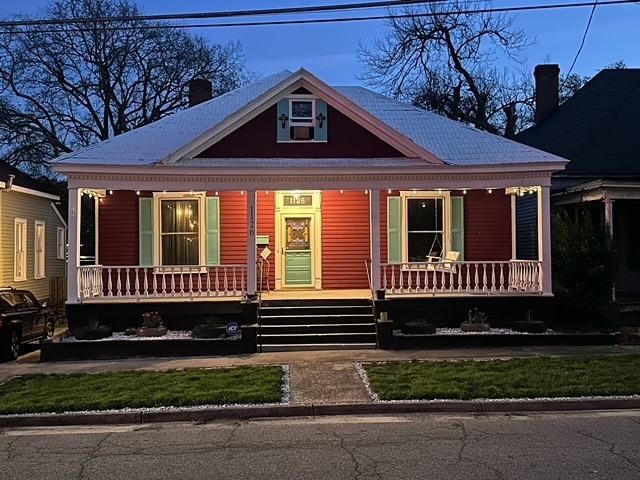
[226,322,240,336]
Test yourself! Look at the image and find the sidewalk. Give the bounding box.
[1,345,639,427]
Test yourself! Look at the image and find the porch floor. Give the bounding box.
[74,288,542,304]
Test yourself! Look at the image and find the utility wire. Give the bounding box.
[2,0,634,34]
[0,1,455,27]
[563,0,599,81]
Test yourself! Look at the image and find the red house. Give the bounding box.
[53,69,567,342]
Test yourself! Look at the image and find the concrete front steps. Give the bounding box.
[258,299,377,352]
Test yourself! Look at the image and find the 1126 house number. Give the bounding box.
[283,195,313,206]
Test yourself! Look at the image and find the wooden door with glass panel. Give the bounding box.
[283,217,313,286]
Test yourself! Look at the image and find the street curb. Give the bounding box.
[1,398,639,428]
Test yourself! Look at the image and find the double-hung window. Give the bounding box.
[56,227,66,260]
[14,218,27,282]
[387,191,464,264]
[139,192,219,269]
[34,221,45,279]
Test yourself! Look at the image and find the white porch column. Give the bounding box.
[369,189,381,291]
[510,193,517,259]
[246,190,257,296]
[604,196,614,236]
[537,186,552,295]
[67,188,80,302]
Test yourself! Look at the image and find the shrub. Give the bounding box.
[552,209,617,327]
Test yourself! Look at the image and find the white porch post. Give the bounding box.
[246,190,257,296]
[369,189,381,291]
[604,196,614,236]
[511,193,517,259]
[67,188,80,302]
[537,186,552,295]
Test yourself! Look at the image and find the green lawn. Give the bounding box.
[0,366,284,415]
[364,355,640,401]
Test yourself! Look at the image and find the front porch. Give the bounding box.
[75,258,543,303]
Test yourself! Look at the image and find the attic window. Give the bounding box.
[277,96,327,142]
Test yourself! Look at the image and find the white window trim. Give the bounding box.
[289,96,316,126]
[400,190,451,264]
[57,227,66,260]
[34,220,46,279]
[152,191,206,271]
[14,218,27,282]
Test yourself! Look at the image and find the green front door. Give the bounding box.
[284,217,313,286]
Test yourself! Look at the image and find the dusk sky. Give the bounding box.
[0,0,638,85]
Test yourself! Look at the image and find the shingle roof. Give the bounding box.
[335,86,564,166]
[515,69,640,177]
[53,69,566,168]
[0,159,60,196]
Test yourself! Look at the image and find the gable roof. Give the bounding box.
[516,68,640,177]
[0,159,60,196]
[52,69,566,169]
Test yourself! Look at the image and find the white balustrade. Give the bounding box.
[76,265,247,302]
[378,260,542,295]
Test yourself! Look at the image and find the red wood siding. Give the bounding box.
[196,105,405,158]
[218,191,247,265]
[98,190,139,266]
[464,189,512,261]
[321,190,371,289]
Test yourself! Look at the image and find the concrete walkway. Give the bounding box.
[1,345,639,427]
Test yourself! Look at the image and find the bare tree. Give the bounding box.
[358,0,534,137]
[0,0,252,175]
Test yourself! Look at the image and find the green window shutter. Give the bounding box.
[139,198,154,266]
[206,197,220,266]
[276,98,289,142]
[387,196,402,264]
[450,196,465,260]
[315,99,328,141]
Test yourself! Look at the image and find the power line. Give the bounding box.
[0,1,452,28]
[563,0,599,80]
[2,0,634,34]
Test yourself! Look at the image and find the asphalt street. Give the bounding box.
[1,410,639,480]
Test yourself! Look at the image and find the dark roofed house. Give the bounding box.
[516,66,640,295]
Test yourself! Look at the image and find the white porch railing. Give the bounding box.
[77,265,247,302]
[377,260,542,295]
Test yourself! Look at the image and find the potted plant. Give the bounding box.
[193,315,229,339]
[460,307,490,332]
[136,311,168,337]
[74,313,113,340]
[512,309,548,333]
[401,318,436,335]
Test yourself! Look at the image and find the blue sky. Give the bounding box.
[0,0,638,85]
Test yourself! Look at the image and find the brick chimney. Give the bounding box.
[188,78,213,107]
[534,64,560,125]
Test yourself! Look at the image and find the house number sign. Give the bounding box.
[283,195,313,206]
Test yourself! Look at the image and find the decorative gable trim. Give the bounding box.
[159,68,444,165]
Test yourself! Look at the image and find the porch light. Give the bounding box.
[340,190,344,194]
[388,189,392,194]
[412,189,416,195]
[463,189,467,194]
[241,190,245,195]
[136,190,140,195]
[265,191,269,194]
[365,190,368,194]
[488,189,493,194]
[189,190,194,196]
[109,190,113,195]
[215,191,219,196]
